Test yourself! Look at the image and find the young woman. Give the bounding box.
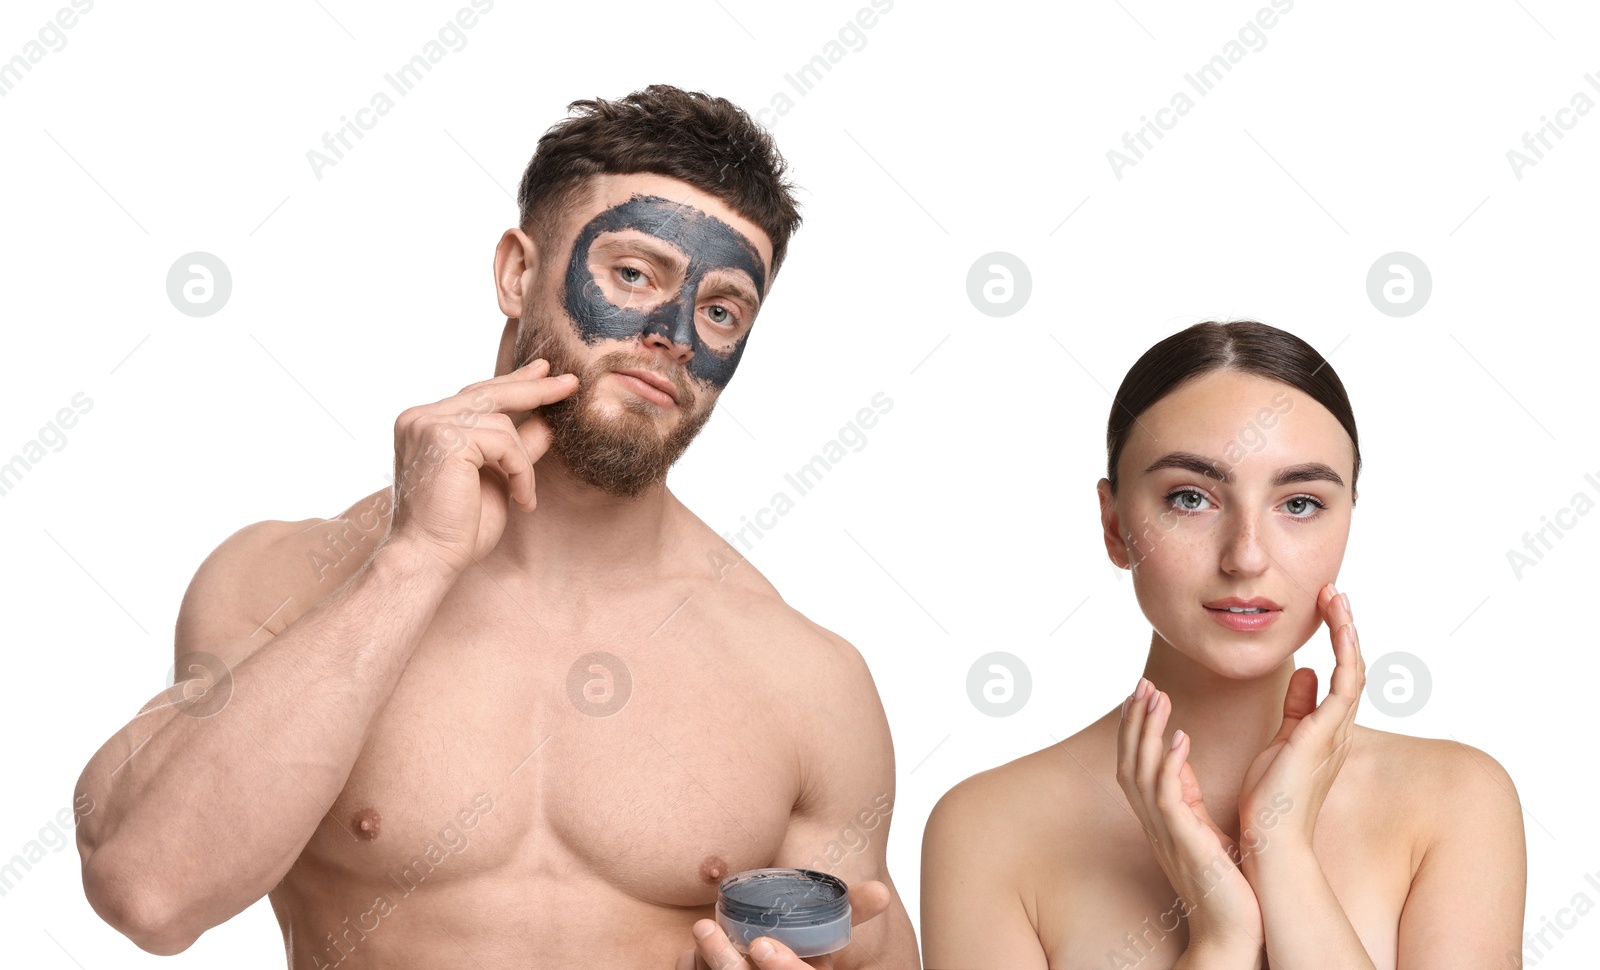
[921,321,1526,969]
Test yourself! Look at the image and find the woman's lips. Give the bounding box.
[1204,605,1282,632]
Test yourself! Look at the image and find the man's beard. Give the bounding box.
[515,316,715,499]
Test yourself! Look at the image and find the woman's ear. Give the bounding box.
[1097,478,1131,570]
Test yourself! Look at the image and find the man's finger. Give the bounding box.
[846,879,890,926]
[693,919,812,970]
[692,919,749,969]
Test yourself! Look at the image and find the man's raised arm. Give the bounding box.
[73,359,578,954]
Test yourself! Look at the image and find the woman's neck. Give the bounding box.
[1138,631,1297,778]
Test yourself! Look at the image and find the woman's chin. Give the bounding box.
[1181,634,1298,680]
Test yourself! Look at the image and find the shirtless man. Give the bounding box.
[74,85,920,970]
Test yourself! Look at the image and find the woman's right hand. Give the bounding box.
[1116,677,1265,968]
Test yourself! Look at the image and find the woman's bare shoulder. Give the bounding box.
[1344,726,1521,844]
[927,712,1123,842]
[1348,725,1516,793]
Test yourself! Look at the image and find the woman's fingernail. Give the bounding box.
[693,922,716,940]
[1337,592,1350,613]
[751,940,775,961]
[1170,729,1185,750]
[1146,688,1161,712]
[1122,695,1131,718]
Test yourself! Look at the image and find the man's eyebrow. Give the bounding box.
[592,233,688,269]
[698,271,761,311]
[1142,451,1345,488]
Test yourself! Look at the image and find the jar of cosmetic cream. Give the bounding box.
[715,867,851,958]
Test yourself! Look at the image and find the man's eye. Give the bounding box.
[617,266,646,285]
[705,305,735,326]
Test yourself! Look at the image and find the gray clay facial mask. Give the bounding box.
[562,194,767,389]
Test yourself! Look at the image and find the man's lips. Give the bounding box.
[612,368,679,406]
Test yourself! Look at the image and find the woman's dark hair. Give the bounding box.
[516,84,803,277]
[1105,320,1360,502]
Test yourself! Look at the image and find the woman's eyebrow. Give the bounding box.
[1143,451,1345,487]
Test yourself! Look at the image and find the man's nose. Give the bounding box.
[640,298,696,362]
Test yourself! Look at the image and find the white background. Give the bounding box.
[2,0,1597,966]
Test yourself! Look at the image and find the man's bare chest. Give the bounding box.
[285,578,803,910]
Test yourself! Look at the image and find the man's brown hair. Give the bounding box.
[516,84,803,278]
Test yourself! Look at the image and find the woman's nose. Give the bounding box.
[1219,513,1271,576]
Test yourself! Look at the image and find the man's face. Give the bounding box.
[510,173,774,497]
[564,193,767,388]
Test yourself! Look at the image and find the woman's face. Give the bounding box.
[1098,369,1356,679]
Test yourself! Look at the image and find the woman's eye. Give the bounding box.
[1283,495,1327,518]
[1166,489,1210,512]
[618,266,645,285]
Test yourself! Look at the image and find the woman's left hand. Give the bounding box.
[1236,583,1366,855]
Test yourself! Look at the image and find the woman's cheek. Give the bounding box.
[1129,533,1200,621]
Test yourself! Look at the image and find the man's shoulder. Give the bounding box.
[669,501,859,655]
[702,572,870,680]
[179,488,392,648]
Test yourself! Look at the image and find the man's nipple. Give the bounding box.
[699,854,731,885]
[352,808,382,841]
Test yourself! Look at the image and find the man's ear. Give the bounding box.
[493,227,541,322]
[493,227,543,379]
